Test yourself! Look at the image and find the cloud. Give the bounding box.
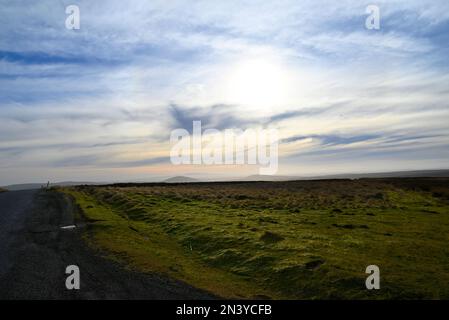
[1,0,449,183]
[51,154,168,168]
[168,103,260,131]
[281,134,381,146]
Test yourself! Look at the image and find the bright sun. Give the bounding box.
[225,58,289,109]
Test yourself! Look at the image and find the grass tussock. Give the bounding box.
[62,178,449,299]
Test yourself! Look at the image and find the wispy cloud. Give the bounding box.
[1,0,449,184]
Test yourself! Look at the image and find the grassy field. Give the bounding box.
[0,188,7,193]
[62,178,449,299]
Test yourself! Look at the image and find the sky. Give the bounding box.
[1,0,449,185]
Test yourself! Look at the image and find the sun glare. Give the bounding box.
[225,58,289,109]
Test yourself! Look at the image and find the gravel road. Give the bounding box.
[0,189,215,299]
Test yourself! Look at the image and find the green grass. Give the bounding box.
[62,179,449,299]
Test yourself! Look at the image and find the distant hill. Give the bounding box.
[239,170,449,182]
[310,169,449,180]
[4,170,449,190]
[163,176,200,183]
[1,183,43,191]
[240,174,303,181]
[1,181,99,191]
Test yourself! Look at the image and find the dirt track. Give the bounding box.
[0,190,215,299]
